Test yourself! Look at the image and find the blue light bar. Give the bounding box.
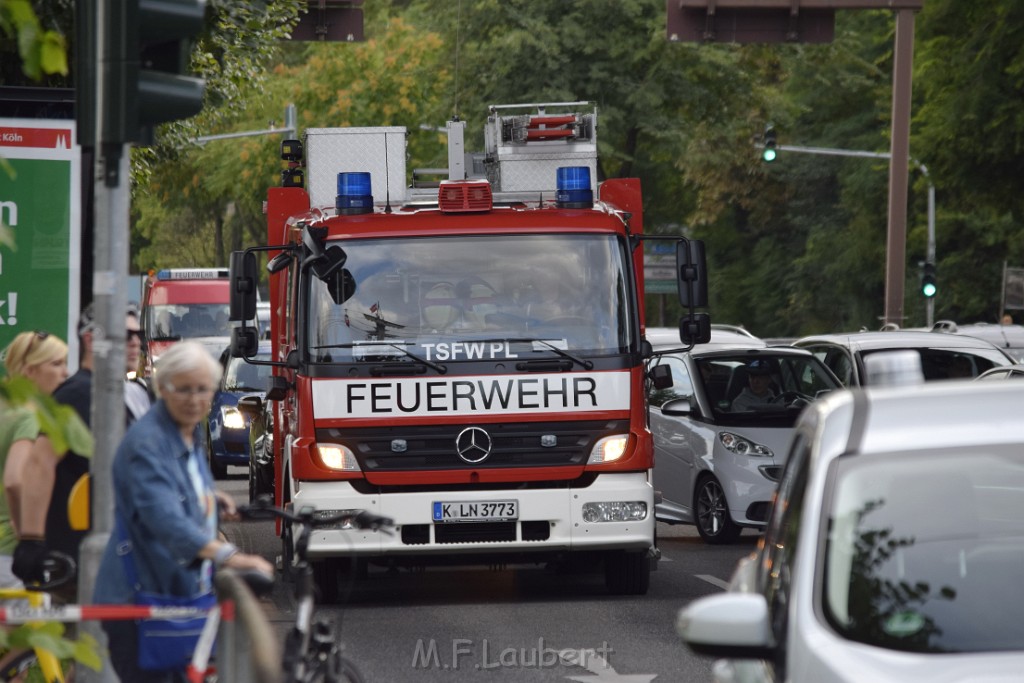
[336,172,373,215]
[555,166,593,208]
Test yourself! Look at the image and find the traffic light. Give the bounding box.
[104,0,207,145]
[921,262,937,298]
[762,125,777,162]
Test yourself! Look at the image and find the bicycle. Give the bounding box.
[0,552,77,683]
[237,496,394,683]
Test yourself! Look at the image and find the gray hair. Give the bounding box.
[154,341,222,396]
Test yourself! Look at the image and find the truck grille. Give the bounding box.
[316,419,628,472]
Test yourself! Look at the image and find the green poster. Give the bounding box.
[0,119,82,369]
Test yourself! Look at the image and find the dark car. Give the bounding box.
[238,391,275,503]
[206,343,273,479]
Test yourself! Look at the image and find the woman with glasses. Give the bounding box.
[92,341,273,682]
[1,330,69,592]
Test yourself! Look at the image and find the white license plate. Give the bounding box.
[432,500,519,523]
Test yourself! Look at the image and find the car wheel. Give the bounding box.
[695,475,741,545]
[247,460,257,503]
[604,550,651,595]
[313,558,341,604]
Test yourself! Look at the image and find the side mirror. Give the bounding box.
[236,394,264,418]
[230,326,258,358]
[649,363,674,390]
[677,239,708,308]
[266,375,289,401]
[680,313,711,345]
[327,268,357,305]
[312,245,347,280]
[229,251,258,323]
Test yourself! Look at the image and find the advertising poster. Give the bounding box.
[0,118,81,369]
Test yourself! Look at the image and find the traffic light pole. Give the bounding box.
[770,143,936,327]
[78,2,129,682]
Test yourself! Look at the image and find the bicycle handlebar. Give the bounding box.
[238,496,395,533]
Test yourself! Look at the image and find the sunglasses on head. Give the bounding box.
[26,330,50,354]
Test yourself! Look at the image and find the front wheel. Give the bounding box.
[694,475,741,545]
[604,550,651,595]
[327,652,366,683]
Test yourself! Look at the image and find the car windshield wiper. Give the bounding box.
[312,342,447,375]
[148,334,182,342]
[474,337,594,370]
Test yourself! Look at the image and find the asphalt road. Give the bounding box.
[218,468,759,682]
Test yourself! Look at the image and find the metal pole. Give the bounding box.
[78,2,127,681]
[926,177,935,327]
[883,8,916,326]
[193,103,298,144]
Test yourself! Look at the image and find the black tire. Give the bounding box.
[247,459,257,503]
[208,427,227,480]
[281,515,295,582]
[313,558,341,604]
[695,475,741,545]
[604,550,651,595]
[0,650,37,682]
[329,652,367,683]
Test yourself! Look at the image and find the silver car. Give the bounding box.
[646,329,841,544]
[678,380,1024,682]
[793,330,1014,386]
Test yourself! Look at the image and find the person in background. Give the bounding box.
[11,304,152,591]
[0,331,69,592]
[93,341,272,682]
[730,359,777,410]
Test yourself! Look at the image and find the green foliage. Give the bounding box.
[128,0,1024,337]
[0,620,102,675]
[0,0,68,81]
[0,377,93,458]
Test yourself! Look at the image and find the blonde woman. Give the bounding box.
[0,330,69,590]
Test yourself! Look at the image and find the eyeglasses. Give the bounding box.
[165,385,215,398]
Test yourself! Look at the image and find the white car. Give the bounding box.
[677,379,1024,682]
[793,330,1015,386]
[646,329,842,543]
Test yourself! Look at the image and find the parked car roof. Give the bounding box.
[793,330,1015,385]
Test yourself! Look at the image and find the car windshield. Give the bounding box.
[306,234,633,363]
[147,303,232,340]
[822,447,1024,653]
[650,352,839,423]
[224,352,273,392]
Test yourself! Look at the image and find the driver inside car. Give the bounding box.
[730,359,776,410]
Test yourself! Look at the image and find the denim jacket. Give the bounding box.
[93,400,215,603]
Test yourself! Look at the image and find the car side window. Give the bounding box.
[760,431,811,678]
[647,356,693,408]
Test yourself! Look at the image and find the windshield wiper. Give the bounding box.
[148,334,182,342]
[312,342,447,375]
[475,337,594,370]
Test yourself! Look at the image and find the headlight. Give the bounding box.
[719,432,773,457]
[582,501,647,523]
[315,442,361,471]
[587,434,629,464]
[220,406,246,430]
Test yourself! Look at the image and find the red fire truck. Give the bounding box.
[229,103,709,597]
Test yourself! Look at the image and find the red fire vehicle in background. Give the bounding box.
[140,268,233,376]
[229,102,710,598]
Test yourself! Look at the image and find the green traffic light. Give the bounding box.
[922,281,937,297]
[762,148,777,162]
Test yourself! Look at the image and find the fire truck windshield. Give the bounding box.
[307,233,633,364]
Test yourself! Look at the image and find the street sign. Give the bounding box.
[644,253,677,294]
[0,118,81,365]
